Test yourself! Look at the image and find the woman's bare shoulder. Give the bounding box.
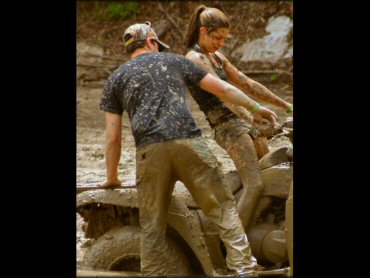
[186,50,205,62]
[185,50,213,71]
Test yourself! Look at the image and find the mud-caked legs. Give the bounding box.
[215,121,264,232]
[227,133,264,231]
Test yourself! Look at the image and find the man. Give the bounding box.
[98,21,277,277]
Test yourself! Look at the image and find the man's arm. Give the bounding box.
[99,112,122,188]
[199,73,277,124]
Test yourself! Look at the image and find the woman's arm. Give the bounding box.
[199,73,277,125]
[216,51,292,112]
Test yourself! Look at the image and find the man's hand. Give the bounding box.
[102,112,123,189]
[97,178,122,189]
[253,106,277,126]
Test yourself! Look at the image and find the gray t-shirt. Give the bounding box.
[99,52,208,148]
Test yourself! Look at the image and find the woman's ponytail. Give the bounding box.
[184,5,207,49]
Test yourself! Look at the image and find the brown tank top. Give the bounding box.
[187,45,238,128]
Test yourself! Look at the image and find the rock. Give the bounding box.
[261,165,292,198]
[268,134,292,152]
[77,41,109,83]
[232,16,293,64]
[77,42,104,62]
[259,146,293,170]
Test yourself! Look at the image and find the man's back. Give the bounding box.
[100,52,207,148]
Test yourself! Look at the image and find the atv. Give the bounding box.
[76,120,293,277]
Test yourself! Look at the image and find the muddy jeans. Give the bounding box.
[214,118,264,231]
[136,136,257,276]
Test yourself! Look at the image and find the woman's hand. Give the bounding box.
[253,106,277,126]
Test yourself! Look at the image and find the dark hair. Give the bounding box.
[125,40,147,54]
[184,5,230,49]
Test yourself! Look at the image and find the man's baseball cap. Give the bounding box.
[123,21,170,52]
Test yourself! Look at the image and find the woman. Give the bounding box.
[184,5,293,231]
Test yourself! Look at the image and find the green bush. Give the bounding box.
[106,1,138,20]
[270,74,278,82]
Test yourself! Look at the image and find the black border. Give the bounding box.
[5,1,77,277]
[8,0,348,277]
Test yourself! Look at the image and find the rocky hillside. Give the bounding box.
[77,1,293,85]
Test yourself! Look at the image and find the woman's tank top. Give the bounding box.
[187,45,238,128]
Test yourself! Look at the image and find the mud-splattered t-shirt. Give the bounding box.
[99,52,207,148]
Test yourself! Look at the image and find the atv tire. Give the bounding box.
[81,225,193,275]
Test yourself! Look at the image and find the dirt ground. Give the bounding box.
[76,0,293,270]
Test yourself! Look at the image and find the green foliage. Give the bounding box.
[270,74,278,82]
[92,1,138,20]
[105,1,138,20]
